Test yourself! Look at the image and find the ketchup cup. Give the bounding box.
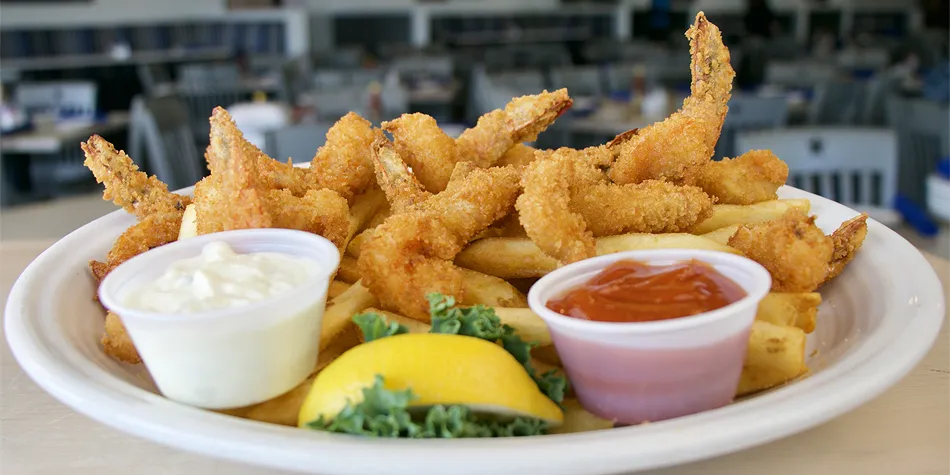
[98,229,340,410]
[528,249,771,425]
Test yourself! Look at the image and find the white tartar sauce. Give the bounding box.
[127,241,316,313]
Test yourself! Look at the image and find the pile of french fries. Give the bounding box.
[221,192,818,425]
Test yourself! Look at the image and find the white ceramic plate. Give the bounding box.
[5,187,945,475]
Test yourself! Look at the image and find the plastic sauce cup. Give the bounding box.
[98,229,340,410]
[528,249,771,425]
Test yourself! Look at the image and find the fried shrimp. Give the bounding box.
[608,12,734,185]
[516,152,597,264]
[382,113,459,193]
[728,209,833,292]
[82,135,191,218]
[496,143,540,169]
[517,150,716,264]
[305,112,379,201]
[371,137,432,214]
[89,212,184,282]
[383,90,572,193]
[196,108,350,247]
[251,112,378,202]
[82,136,188,283]
[358,165,521,319]
[574,180,716,236]
[456,89,572,168]
[823,214,869,286]
[697,150,789,205]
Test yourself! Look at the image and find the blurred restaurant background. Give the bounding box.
[0,0,947,256]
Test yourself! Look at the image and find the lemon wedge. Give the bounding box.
[298,333,563,427]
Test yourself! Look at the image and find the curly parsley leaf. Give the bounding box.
[306,376,548,438]
[352,312,408,342]
[428,294,506,340]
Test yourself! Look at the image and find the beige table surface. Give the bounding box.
[1,240,947,475]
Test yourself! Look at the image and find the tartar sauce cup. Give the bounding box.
[98,229,340,410]
[528,249,771,425]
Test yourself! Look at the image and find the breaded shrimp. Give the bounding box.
[82,135,190,218]
[697,150,789,205]
[574,180,716,236]
[251,112,378,203]
[264,189,350,248]
[728,209,833,292]
[496,143,540,169]
[102,311,141,364]
[383,90,572,193]
[306,112,380,201]
[608,12,734,185]
[197,108,350,247]
[517,150,717,263]
[382,113,459,193]
[457,89,572,168]
[358,165,521,319]
[89,212,184,283]
[516,152,597,264]
[82,135,187,283]
[822,214,868,286]
[371,137,432,214]
[201,108,273,232]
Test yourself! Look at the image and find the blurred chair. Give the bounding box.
[137,64,174,97]
[717,95,789,159]
[180,88,248,143]
[809,79,865,125]
[737,127,899,225]
[860,75,901,125]
[264,122,333,164]
[549,66,603,97]
[887,97,950,207]
[129,95,204,190]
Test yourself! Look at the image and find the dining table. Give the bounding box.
[1,239,947,475]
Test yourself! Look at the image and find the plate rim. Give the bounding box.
[4,187,946,475]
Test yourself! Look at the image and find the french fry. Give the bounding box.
[455,234,738,279]
[736,320,807,396]
[756,292,821,333]
[336,255,361,284]
[595,233,740,256]
[456,238,559,279]
[701,224,739,245]
[460,269,528,308]
[319,280,378,350]
[492,308,552,346]
[346,229,370,258]
[549,399,615,434]
[178,204,198,240]
[327,280,351,299]
[345,187,387,245]
[692,199,811,235]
